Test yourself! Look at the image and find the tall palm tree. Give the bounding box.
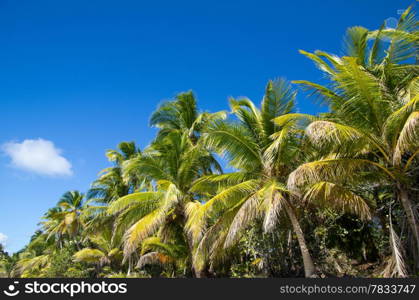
[83,142,144,236]
[105,91,226,277]
[283,8,419,266]
[186,79,353,277]
[107,130,222,277]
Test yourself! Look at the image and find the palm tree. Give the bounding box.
[107,131,222,277]
[83,142,143,236]
[88,141,141,204]
[150,91,198,139]
[105,91,225,277]
[186,79,344,277]
[42,191,88,246]
[283,8,419,268]
[149,91,226,144]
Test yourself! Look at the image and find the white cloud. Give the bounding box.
[0,233,7,245]
[2,139,73,176]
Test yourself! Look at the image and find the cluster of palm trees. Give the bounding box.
[1,7,418,278]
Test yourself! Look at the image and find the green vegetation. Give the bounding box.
[1,7,418,278]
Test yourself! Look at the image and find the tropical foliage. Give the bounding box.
[2,7,418,278]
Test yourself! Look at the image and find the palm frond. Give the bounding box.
[260,182,289,233]
[122,184,179,257]
[191,172,253,195]
[107,192,161,215]
[15,255,50,276]
[292,80,344,109]
[204,120,262,171]
[273,113,316,128]
[344,26,369,65]
[288,157,394,189]
[223,195,260,248]
[123,209,166,257]
[383,91,418,150]
[393,111,419,165]
[305,120,387,158]
[304,181,372,220]
[137,252,173,269]
[299,50,336,75]
[382,223,408,278]
[186,180,258,244]
[261,78,295,137]
[73,248,105,264]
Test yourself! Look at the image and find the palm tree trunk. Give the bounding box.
[397,184,419,259]
[284,201,316,278]
[95,263,102,278]
[127,256,132,276]
[178,202,209,278]
[189,248,208,278]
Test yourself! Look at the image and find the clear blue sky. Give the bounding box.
[0,0,413,252]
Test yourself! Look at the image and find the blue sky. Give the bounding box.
[0,0,413,252]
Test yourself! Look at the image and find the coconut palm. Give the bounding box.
[42,191,88,245]
[283,8,419,268]
[83,142,143,236]
[107,129,222,277]
[104,92,226,277]
[185,79,357,277]
[88,141,141,204]
[149,91,226,144]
